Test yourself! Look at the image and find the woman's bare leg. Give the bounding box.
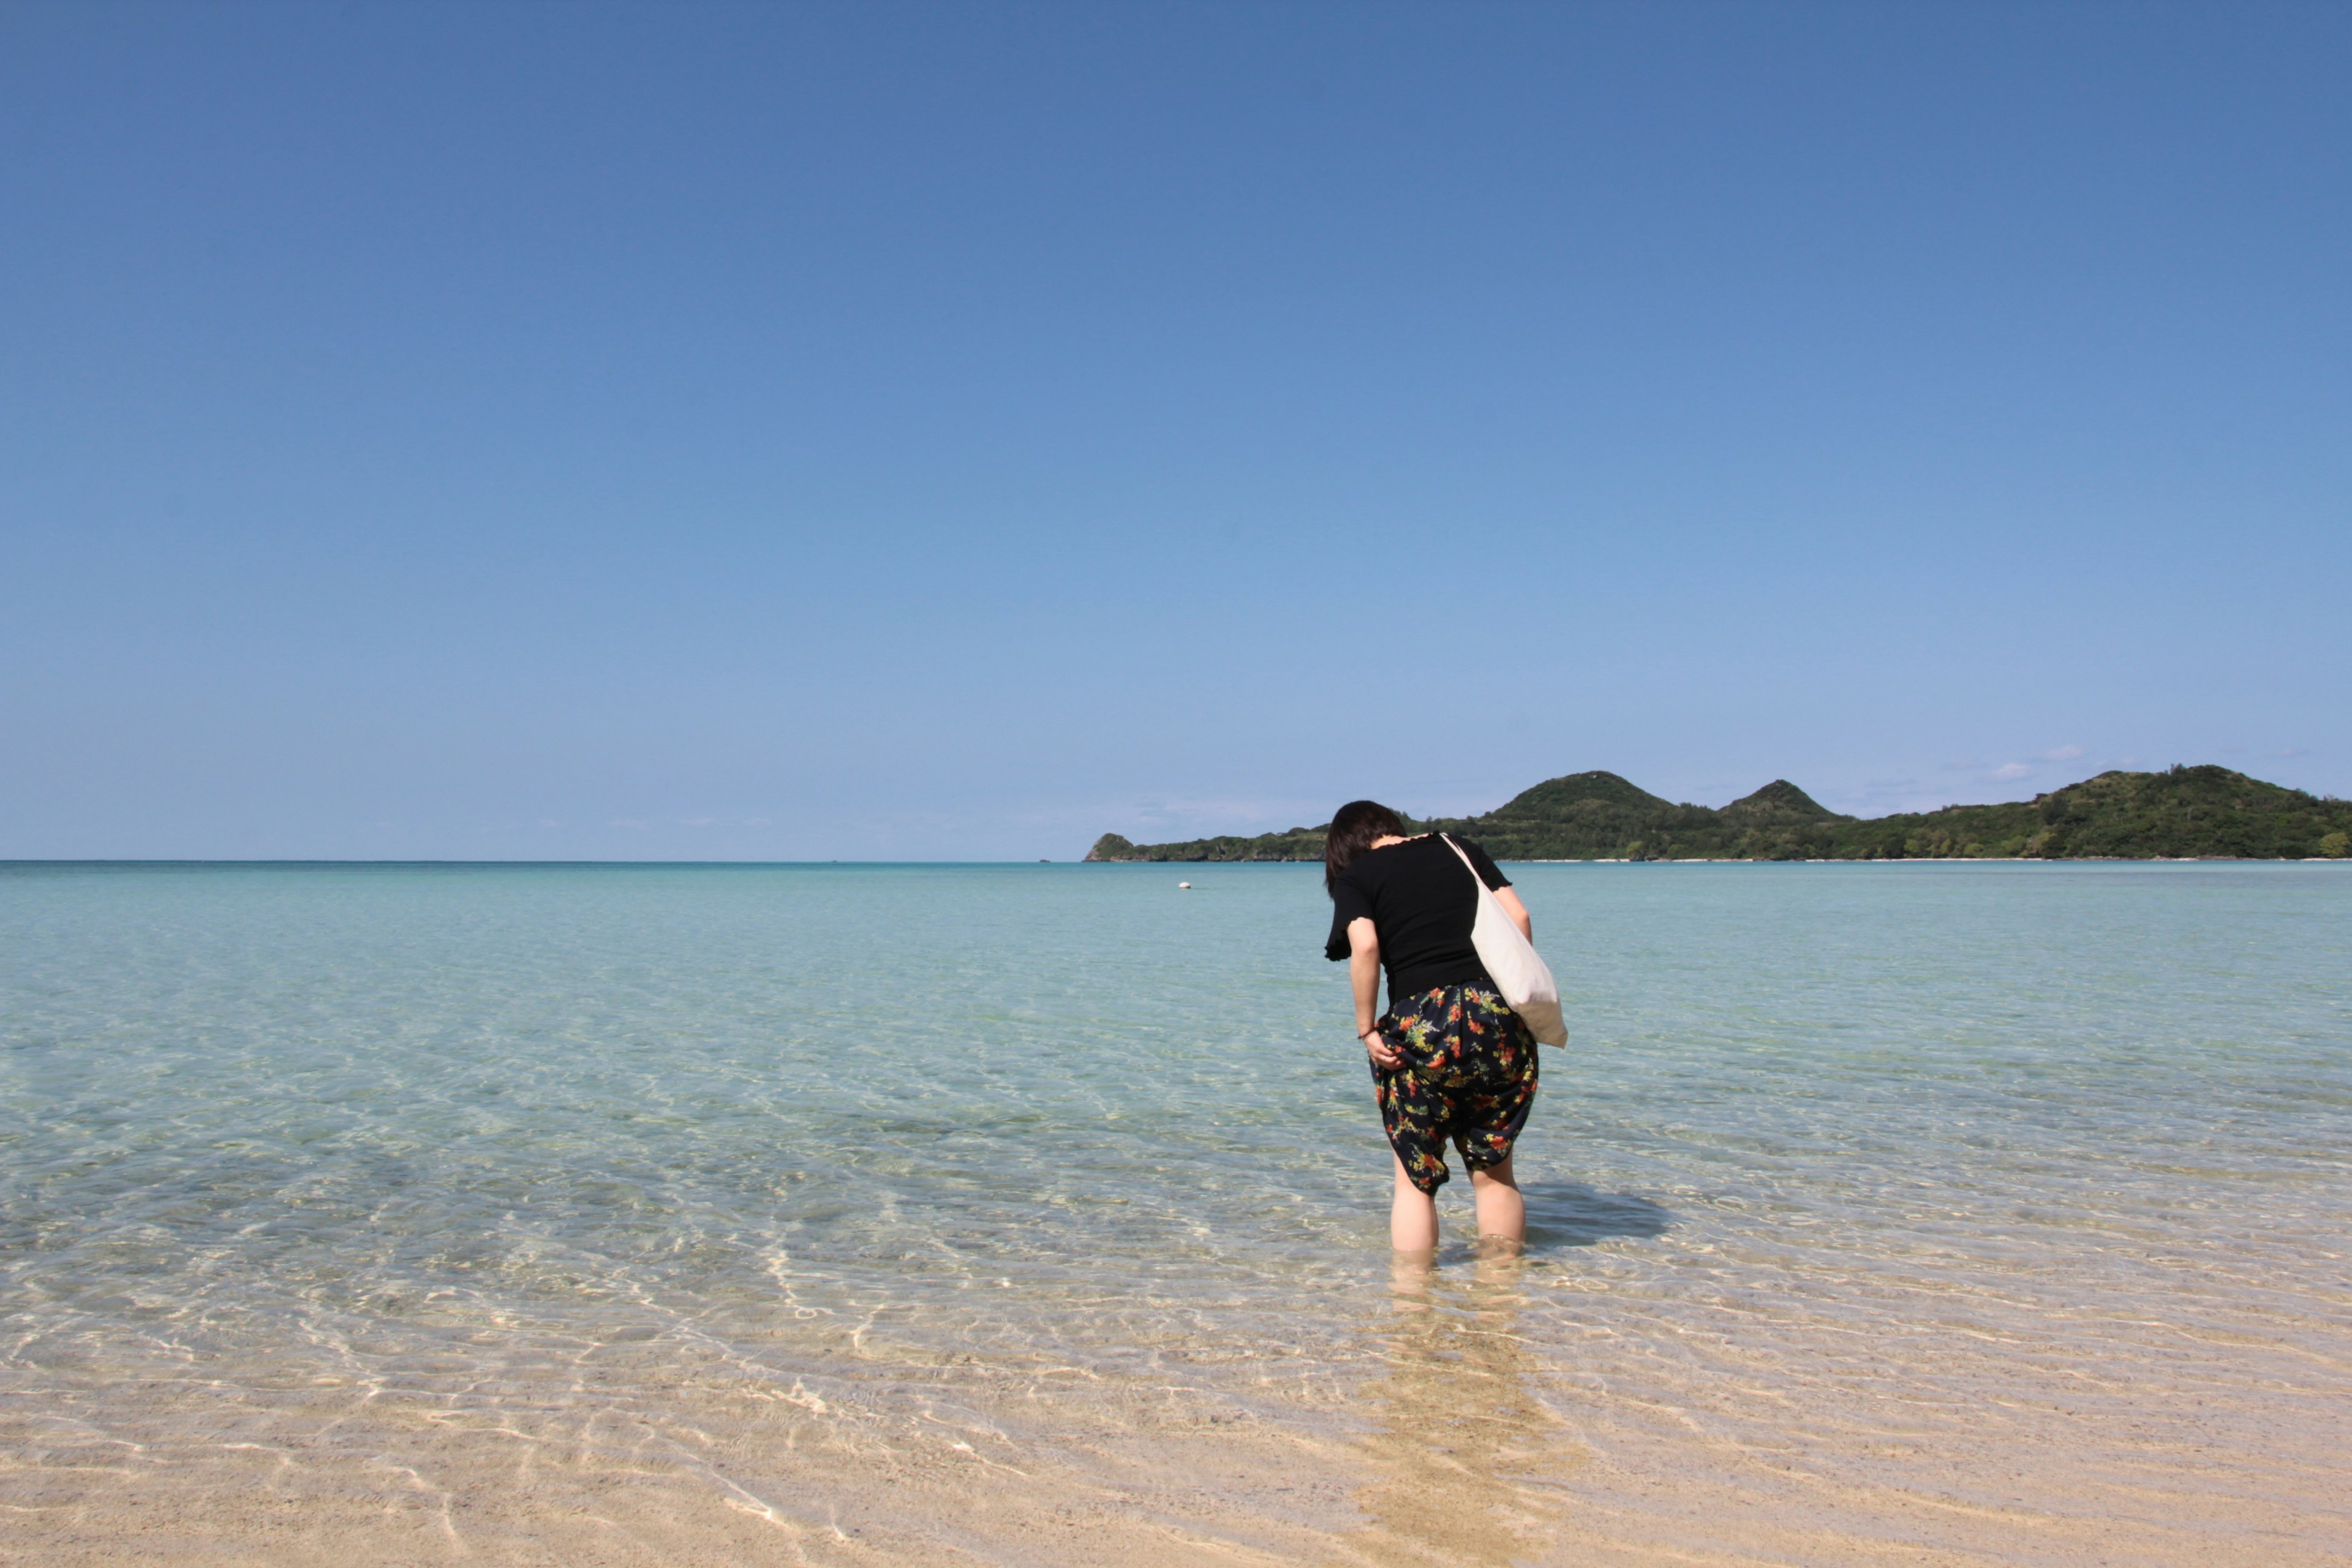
[1469,1155,1525,1252]
[1390,1153,1438,1256]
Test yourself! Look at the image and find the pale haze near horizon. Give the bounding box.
[2,2,2345,861]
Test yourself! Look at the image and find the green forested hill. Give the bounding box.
[1085,766,2352,862]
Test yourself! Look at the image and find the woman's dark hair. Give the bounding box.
[1325,799,1408,895]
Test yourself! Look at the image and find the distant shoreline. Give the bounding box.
[6,853,2349,870]
[1088,764,2352,864]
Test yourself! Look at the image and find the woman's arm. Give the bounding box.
[1348,918,1401,1069]
[1494,887,1533,943]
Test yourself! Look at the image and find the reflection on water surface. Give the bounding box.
[1351,1256,1575,1567]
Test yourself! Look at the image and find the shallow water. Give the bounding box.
[2,861,2347,1564]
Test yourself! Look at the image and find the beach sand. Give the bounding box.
[7,1257,2346,1567]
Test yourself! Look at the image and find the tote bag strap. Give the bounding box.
[1439,832,1482,891]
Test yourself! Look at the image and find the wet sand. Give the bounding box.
[7,1253,2346,1567]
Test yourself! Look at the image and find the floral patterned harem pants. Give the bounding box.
[1370,985,1540,1196]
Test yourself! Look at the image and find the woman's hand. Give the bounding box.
[1363,1026,1403,1071]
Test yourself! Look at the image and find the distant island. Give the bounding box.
[1087,766,2352,863]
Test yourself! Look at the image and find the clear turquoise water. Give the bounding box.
[4,861,2348,1562]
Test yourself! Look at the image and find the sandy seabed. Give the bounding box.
[7,1262,2346,1568]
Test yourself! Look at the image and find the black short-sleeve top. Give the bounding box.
[1324,834,1513,1005]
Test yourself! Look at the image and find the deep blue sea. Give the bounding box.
[3,861,2347,1565]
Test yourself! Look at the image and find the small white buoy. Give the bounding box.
[1178,881,1192,889]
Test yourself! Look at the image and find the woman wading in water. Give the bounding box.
[1324,801,1540,1257]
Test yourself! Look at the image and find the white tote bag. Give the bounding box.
[1440,834,1567,1048]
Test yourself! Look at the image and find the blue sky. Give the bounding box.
[3,2,2346,859]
